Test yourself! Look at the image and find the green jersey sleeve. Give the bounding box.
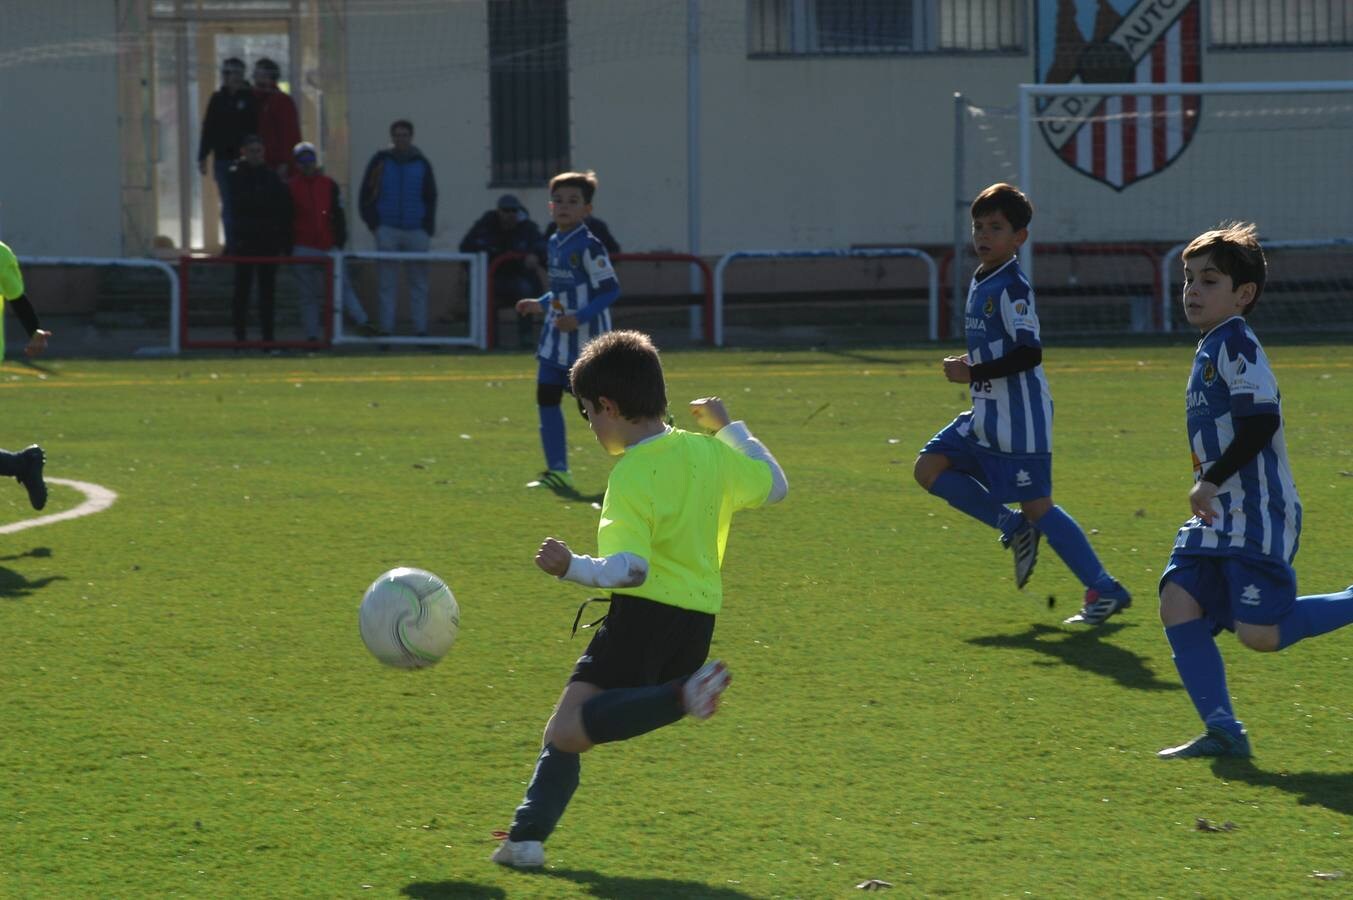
[720,439,773,511]
[0,242,24,301]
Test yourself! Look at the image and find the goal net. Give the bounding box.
[954,81,1353,336]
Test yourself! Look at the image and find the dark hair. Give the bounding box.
[390,119,414,136]
[549,170,599,204]
[254,58,280,77]
[222,57,245,72]
[1182,221,1266,315]
[970,182,1033,231]
[570,330,667,421]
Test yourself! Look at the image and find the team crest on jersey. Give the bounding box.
[1034,0,1202,191]
[569,253,581,268]
[983,298,995,316]
[1201,361,1216,385]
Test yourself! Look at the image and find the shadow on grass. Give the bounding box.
[0,548,64,600]
[1210,758,1353,818]
[405,869,756,899]
[402,883,505,899]
[966,622,1180,692]
[542,867,759,899]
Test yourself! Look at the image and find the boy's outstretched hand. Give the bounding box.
[942,355,971,384]
[515,299,539,316]
[25,329,51,357]
[689,397,731,433]
[535,537,572,577]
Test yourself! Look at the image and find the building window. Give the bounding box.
[489,0,570,187]
[1210,0,1353,47]
[748,0,1025,56]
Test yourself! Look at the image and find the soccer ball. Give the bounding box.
[358,567,460,668]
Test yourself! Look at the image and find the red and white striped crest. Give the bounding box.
[1035,0,1202,191]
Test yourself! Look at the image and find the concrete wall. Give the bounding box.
[0,2,122,257]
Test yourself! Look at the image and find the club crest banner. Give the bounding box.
[1034,0,1203,190]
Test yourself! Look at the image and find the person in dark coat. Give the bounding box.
[197,57,258,241]
[227,134,292,344]
[460,193,545,347]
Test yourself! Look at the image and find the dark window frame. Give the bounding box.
[489,0,571,188]
[747,0,1027,58]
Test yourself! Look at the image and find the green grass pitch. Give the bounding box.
[1,344,1350,898]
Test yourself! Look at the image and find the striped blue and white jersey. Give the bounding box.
[958,256,1054,455]
[1173,316,1301,563]
[535,224,620,368]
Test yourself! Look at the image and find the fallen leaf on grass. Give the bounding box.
[1195,817,1237,832]
[856,879,893,890]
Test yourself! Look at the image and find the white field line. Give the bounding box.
[0,477,118,534]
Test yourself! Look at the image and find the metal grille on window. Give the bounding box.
[748,0,1025,55]
[489,0,570,187]
[1210,0,1353,47]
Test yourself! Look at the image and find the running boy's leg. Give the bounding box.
[1024,497,1130,623]
[1158,555,1250,758]
[0,445,47,510]
[1276,585,1353,650]
[506,681,596,845]
[532,360,572,489]
[914,420,1023,539]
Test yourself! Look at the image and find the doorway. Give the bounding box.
[148,3,321,253]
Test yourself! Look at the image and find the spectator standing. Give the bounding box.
[460,193,545,347]
[197,57,258,241]
[252,58,301,179]
[544,215,620,254]
[288,142,380,341]
[359,119,438,336]
[228,134,292,344]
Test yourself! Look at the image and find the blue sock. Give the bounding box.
[1036,506,1110,590]
[580,682,686,745]
[508,743,580,843]
[538,403,567,472]
[929,470,1020,538]
[1165,619,1243,738]
[1278,586,1353,650]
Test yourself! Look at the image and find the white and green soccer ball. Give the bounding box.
[358,567,460,668]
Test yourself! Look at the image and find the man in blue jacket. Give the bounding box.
[359,119,438,336]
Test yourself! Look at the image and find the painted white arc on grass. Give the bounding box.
[0,478,118,534]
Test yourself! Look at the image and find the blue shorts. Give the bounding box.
[920,417,1052,503]
[537,358,570,388]
[1159,551,1298,631]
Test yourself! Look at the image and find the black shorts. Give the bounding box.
[569,593,716,690]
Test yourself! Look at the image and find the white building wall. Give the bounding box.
[0,2,1349,259]
[0,2,122,257]
[342,2,490,252]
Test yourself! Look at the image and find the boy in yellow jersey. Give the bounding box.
[492,329,788,869]
[0,241,51,509]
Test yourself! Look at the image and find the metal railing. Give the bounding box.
[712,247,940,346]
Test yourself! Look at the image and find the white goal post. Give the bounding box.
[997,80,1353,335]
[1017,80,1353,285]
